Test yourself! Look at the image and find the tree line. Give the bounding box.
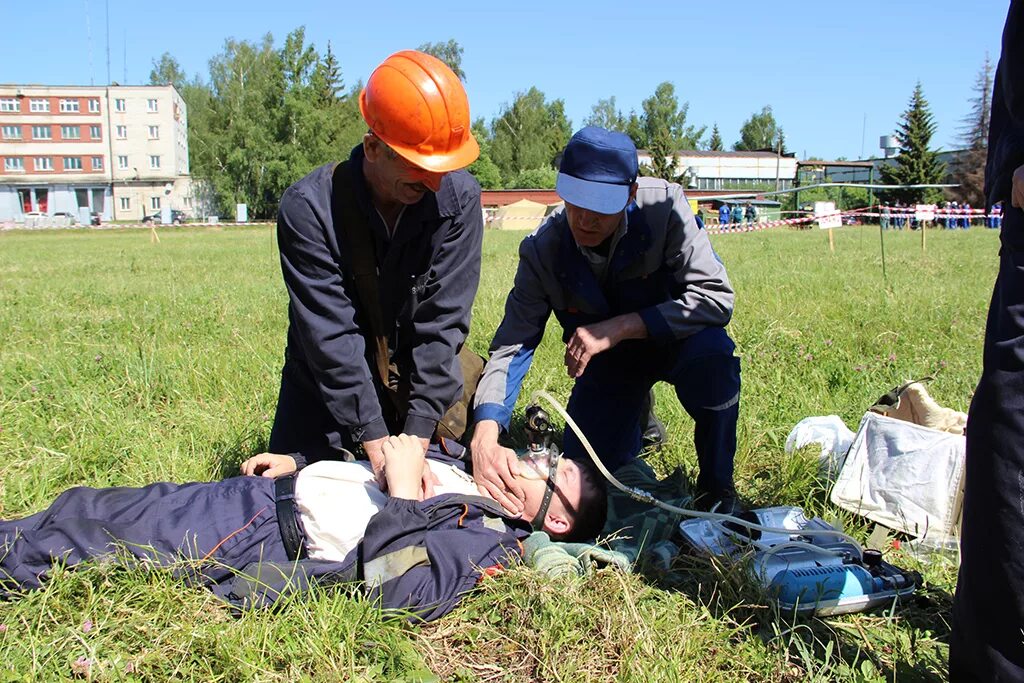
[151,31,989,219]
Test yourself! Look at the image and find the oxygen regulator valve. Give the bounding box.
[524,404,553,455]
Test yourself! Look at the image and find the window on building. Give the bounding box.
[29,98,49,113]
[116,125,127,139]
[151,196,161,210]
[0,98,19,112]
[120,197,131,210]
[89,125,101,139]
[148,125,159,139]
[147,98,158,112]
[1,125,20,140]
[63,157,83,171]
[4,158,24,172]
[31,125,52,140]
[149,155,161,169]
[117,155,128,169]
[59,99,80,113]
[35,157,52,171]
[88,99,100,113]
[61,125,80,140]
[91,156,103,170]
[115,98,126,112]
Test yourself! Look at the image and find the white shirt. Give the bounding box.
[293,460,482,562]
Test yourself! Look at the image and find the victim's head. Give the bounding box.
[516,455,607,542]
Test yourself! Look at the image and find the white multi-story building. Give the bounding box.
[0,84,192,223]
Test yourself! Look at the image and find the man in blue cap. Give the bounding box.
[470,126,740,515]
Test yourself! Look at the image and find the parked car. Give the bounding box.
[143,209,186,225]
[52,211,78,226]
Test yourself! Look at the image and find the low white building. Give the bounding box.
[0,84,193,223]
[637,149,798,191]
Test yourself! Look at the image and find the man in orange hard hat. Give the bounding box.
[260,50,483,495]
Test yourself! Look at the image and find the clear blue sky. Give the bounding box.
[1,0,1011,160]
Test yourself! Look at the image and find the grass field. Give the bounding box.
[0,224,999,681]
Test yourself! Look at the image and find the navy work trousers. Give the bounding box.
[951,206,1024,681]
[562,326,740,494]
[0,476,290,594]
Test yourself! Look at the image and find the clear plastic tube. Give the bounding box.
[530,389,864,560]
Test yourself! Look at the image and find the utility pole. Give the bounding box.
[105,0,110,85]
[775,133,782,192]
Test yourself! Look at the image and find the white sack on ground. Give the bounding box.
[831,412,965,543]
[784,415,855,480]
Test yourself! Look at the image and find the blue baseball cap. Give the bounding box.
[556,126,639,214]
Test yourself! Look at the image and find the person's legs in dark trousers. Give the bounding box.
[0,477,290,594]
[660,327,740,509]
[561,328,740,509]
[951,211,1024,681]
[561,344,654,473]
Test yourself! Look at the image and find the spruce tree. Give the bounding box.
[951,56,993,206]
[313,41,344,103]
[709,124,724,151]
[879,82,946,204]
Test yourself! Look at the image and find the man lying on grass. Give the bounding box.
[0,435,606,622]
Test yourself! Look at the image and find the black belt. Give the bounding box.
[274,474,308,561]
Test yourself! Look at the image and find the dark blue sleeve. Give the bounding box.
[359,497,522,623]
[276,184,388,443]
[1003,0,1024,123]
[987,1,1024,207]
[403,183,484,438]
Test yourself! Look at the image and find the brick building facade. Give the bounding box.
[0,84,193,223]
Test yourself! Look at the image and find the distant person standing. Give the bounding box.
[745,203,757,226]
[951,1,1024,679]
[880,203,891,230]
[718,203,731,227]
[990,201,1003,228]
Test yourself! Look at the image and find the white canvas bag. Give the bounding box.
[830,411,966,542]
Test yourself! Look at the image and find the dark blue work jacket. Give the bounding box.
[987,0,1024,249]
[276,145,483,443]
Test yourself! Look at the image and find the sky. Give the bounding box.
[0,0,1012,161]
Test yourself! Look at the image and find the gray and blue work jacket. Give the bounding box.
[276,145,483,443]
[474,177,734,430]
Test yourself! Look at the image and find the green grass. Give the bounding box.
[0,224,996,681]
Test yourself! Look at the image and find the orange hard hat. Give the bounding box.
[359,50,480,173]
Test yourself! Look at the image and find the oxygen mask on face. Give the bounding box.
[518,448,557,480]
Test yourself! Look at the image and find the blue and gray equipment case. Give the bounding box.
[678,506,918,616]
